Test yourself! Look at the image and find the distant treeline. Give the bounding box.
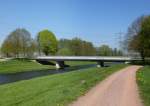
[57,38,123,56]
[1,14,150,61]
[0,29,123,58]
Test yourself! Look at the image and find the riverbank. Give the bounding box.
[0,59,54,74]
[137,66,150,106]
[0,59,95,74]
[0,64,127,106]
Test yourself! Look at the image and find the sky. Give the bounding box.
[0,0,149,48]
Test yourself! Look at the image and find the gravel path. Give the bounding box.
[70,65,143,106]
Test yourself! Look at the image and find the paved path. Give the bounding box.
[70,66,143,106]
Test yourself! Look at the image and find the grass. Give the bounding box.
[0,59,95,74]
[0,64,127,106]
[0,59,54,74]
[137,66,150,106]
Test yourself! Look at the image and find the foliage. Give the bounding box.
[69,37,83,55]
[98,45,112,56]
[137,66,150,106]
[1,28,36,57]
[37,30,58,55]
[98,45,122,56]
[80,40,96,56]
[112,48,123,56]
[140,16,150,57]
[57,48,73,56]
[0,64,127,106]
[58,39,71,49]
[125,15,150,60]
[58,37,96,56]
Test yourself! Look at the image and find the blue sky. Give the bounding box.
[0,0,149,48]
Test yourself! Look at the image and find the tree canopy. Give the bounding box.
[125,15,150,60]
[37,30,58,55]
[57,37,96,56]
[1,28,36,57]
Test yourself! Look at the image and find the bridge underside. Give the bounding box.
[36,60,105,69]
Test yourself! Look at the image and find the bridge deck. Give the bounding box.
[36,56,140,62]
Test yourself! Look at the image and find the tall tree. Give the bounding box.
[1,28,35,57]
[139,16,150,58]
[125,15,150,61]
[37,30,58,55]
[124,16,145,51]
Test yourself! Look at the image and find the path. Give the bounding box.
[70,65,143,106]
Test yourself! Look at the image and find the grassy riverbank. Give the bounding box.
[0,59,54,74]
[0,59,95,74]
[0,64,127,106]
[137,66,150,106]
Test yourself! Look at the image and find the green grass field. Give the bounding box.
[0,59,95,74]
[137,66,150,106]
[0,64,127,106]
[0,59,54,74]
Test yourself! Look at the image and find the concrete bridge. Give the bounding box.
[35,56,142,69]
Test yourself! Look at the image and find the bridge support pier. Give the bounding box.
[125,61,130,64]
[55,61,69,69]
[97,61,104,67]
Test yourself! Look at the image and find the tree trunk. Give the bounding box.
[140,50,145,64]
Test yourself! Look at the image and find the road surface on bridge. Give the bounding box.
[70,66,143,106]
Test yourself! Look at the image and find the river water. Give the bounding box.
[0,64,96,85]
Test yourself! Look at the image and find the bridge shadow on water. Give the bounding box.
[0,64,97,85]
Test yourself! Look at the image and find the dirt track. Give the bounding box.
[70,66,143,106]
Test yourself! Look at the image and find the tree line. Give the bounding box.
[57,38,123,56]
[1,15,150,59]
[0,29,123,58]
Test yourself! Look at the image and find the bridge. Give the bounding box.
[35,56,142,69]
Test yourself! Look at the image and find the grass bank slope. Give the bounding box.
[137,66,150,106]
[0,64,127,106]
[0,59,54,74]
[0,59,95,74]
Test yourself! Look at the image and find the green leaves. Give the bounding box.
[37,30,58,55]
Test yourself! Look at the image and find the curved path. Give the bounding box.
[70,65,143,106]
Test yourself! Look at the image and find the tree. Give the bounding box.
[125,15,150,61]
[57,48,73,56]
[80,41,96,56]
[98,45,112,56]
[1,28,35,57]
[57,38,96,56]
[70,37,83,56]
[139,16,150,58]
[1,39,13,57]
[112,48,123,56]
[37,30,58,55]
[69,37,97,56]
[58,39,71,49]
